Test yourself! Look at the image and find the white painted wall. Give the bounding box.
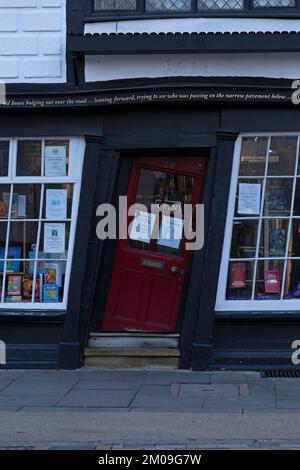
[0,0,66,83]
[85,17,300,35]
[85,52,300,82]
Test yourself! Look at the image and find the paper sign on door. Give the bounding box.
[129,211,156,244]
[158,216,184,250]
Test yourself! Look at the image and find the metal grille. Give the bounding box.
[198,0,244,8]
[261,370,300,378]
[94,0,137,10]
[253,0,295,6]
[146,0,192,11]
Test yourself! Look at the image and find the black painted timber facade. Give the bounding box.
[0,2,300,370]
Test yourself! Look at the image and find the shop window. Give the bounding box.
[0,138,84,310]
[93,0,297,13]
[216,134,300,311]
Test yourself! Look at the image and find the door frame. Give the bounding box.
[83,146,217,368]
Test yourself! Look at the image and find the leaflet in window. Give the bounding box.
[269,228,286,256]
[237,183,261,215]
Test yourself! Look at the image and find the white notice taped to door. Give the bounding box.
[158,216,184,250]
[129,210,156,243]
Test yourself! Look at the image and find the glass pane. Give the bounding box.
[253,0,295,6]
[34,260,66,304]
[230,220,259,258]
[198,0,243,8]
[239,137,268,176]
[146,0,191,11]
[10,184,41,219]
[226,261,254,300]
[129,169,193,253]
[0,184,11,219]
[17,141,42,177]
[255,259,284,300]
[44,140,69,177]
[43,184,73,219]
[39,222,70,258]
[267,136,297,176]
[284,260,300,299]
[135,170,167,211]
[259,219,289,258]
[235,179,263,217]
[292,179,300,215]
[94,0,137,9]
[0,222,8,273]
[8,221,38,261]
[263,178,293,216]
[0,141,9,177]
[287,219,300,257]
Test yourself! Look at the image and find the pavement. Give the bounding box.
[0,368,300,449]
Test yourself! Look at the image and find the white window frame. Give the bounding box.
[216,132,300,312]
[0,137,85,311]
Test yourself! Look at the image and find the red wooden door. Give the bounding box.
[102,156,206,333]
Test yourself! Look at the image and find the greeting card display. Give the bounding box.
[229,263,246,289]
[264,270,281,294]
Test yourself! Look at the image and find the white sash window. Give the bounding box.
[216,133,300,311]
[0,138,85,310]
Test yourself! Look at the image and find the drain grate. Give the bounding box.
[261,370,300,378]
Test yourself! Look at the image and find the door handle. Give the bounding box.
[170,266,179,275]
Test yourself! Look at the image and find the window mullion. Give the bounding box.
[245,0,252,11]
[280,136,300,300]
[31,183,45,304]
[139,0,145,12]
[251,136,271,301]
[1,184,13,304]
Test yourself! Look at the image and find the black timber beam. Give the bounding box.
[69,32,300,55]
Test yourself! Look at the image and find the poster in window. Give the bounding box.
[229,262,246,289]
[44,223,65,253]
[46,189,67,219]
[238,183,261,215]
[44,146,67,177]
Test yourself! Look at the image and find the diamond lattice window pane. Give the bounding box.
[94,0,137,10]
[253,0,295,6]
[198,0,244,9]
[146,0,192,11]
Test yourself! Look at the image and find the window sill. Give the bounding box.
[0,310,66,321]
[85,11,300,23]
[215,311,300,321]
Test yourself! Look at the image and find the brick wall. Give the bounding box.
[0,0,66,83]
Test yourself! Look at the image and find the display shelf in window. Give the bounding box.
[0,137,85,309]
[216,133,300,311]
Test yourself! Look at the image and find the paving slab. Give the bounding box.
[74,380,141,390]
[144,371,211,385]
[57,389,137,408]
[19,406,130,413]
[180,383,239,397]
[211,371,247,383]
[0,394,65,407]
[1,378,78,396]
[80,369,149,382]
[276,400,300,410]
[0,381,14,392]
